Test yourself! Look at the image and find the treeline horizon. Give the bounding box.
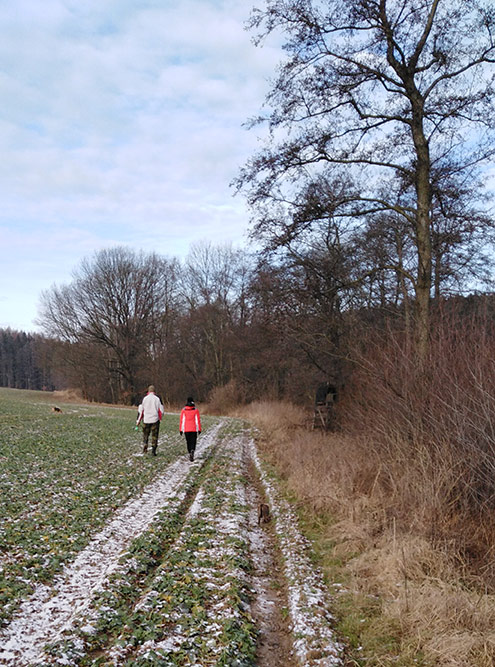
[2,240,495,412]
[15,241,355,406]
[0,329,55,393]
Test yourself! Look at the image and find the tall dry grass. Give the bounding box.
[203,379,250,416]
[236,301,495,665]
[240,400,495,665]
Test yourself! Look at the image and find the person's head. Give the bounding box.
[148,385,155,393]
[186,396,195,406]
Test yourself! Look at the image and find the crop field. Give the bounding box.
[0,388,343,666]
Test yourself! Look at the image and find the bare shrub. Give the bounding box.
[339,299,495,577]
[204,380,249,415]
[52,388,85,403]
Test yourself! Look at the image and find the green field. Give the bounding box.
[0,388,265,665]
[0,388,216,628]
[0,388,344,666]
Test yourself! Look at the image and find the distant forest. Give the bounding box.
[2,242,495,409]
[0,329,54,392]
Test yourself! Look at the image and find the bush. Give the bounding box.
[341,299,495,576]
[204,380,248,415]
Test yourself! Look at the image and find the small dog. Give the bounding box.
[258,502,271,526]
[51,406,62,413]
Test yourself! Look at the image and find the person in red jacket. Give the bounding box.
[179,397,201,461]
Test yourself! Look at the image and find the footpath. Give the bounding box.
[0,420,344,666]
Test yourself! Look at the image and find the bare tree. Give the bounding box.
[237,0,495,361]
[178,241,254,395]
[38,247,176,403]
[181,241,250,311]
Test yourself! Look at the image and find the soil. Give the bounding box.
[244,453,298,666]
[0,425,344,666]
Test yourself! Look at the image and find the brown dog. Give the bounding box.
[51,406,62,413]
[258,502,271,526]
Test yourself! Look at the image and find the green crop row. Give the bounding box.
[40,425,257,666]
[0,388,214,628]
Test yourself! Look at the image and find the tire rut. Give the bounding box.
[243,449,298,667]
[0,424,223,666]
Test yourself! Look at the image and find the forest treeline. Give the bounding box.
[13,241,359,406]
[2,240,495,410]
[0,329,54,392]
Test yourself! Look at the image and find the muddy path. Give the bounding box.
[244,452,297,667]
[0,421,343,666]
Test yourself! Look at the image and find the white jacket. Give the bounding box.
[138,392,164,424]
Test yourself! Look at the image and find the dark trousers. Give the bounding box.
[143,421,160,446]
[185,431,197,453]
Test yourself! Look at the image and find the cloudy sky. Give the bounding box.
[0,0,282,332]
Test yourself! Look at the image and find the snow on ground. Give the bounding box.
[249,438,344,666]
[0,424,344,666]
[0,425,222,666]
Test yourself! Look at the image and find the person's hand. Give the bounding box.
[179,431,183,435]
[198,431,201,434]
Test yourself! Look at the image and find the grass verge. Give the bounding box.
[237,400,495,667]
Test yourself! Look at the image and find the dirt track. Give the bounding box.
[0,421,343,666]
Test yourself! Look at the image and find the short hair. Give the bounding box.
[148,385,155,392]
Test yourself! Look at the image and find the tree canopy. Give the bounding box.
[236,0,495,359]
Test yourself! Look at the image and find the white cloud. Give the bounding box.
[0,0,282,331]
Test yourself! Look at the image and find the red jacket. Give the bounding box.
[180,405,201,432]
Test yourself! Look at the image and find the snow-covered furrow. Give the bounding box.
[0,424,222,666]
[108,433,255,664]
[249,437,344,666]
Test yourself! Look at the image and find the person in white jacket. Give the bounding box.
[136,385,164,455]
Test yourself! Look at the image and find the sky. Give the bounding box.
[0,0,282,333]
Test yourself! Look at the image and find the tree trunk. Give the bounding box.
[411,96,432,364]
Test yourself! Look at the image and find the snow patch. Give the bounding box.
[0,425,222,666]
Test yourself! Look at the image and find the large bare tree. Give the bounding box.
[38,247,176,403]
[237,0,495,361]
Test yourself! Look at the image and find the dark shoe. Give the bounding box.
[189,451,194,461]
[152,446,157,456]
[142,444,148,453]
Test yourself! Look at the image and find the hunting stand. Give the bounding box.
[312,382,336,430]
